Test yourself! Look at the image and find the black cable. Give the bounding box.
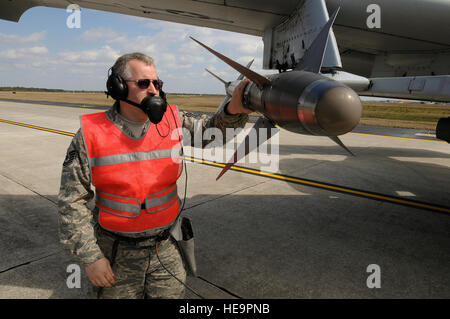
[153,105,204,298]
[197,276,243,299]
[155,241,205,299]
[180,153,188,212]
[155,238,244,299]
[155,113,170,138]
[168,105,188,212]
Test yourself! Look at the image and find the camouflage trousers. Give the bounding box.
[90,228,186,299]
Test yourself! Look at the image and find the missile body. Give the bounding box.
[227,71,362,136]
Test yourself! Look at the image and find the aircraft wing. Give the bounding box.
[0,0,298,36]
[2,1,450,100]
[3,0,450,79]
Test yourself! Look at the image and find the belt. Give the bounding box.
[98,227,171,246]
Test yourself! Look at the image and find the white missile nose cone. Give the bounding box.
[315,86,362,136]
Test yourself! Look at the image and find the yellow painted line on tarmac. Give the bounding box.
[348,131,445,143]
[0,119,75,137]
[185,156,450,215]
[1,118,448,214]
[0,98,108,111]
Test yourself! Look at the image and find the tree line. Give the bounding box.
[0,87,101,93]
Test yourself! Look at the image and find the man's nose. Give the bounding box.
[147,82,158,95]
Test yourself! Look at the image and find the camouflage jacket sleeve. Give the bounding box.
[179,105,249,147]
[57,129,104,266]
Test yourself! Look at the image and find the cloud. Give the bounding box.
[58,45,120,63]
[0,31,47,43]
[0,29,52,75]
[79,27,121,42]
[29,46,49,54]
[0,46,49,59]
[69,19,262,77]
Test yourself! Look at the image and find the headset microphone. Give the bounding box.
[122,95,167,125]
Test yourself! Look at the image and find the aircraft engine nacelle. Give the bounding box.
[228,71,363,136]
[436,117,450,143]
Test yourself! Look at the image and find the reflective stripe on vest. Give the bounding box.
[95,184,179,217]
[81,105,183,234]
[90,148,182,168]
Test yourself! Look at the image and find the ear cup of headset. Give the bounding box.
[159,89,168,113]
[106,73,128,100]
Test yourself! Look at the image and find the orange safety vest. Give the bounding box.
[80,104,183,235]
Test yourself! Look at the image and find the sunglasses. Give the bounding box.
[126,78,163,90]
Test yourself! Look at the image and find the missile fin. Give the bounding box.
[216,117,279,180]
[329,135,355,157]
[205,68,228,85]
[208,59,255,117]
[206,59,254,85]
[237,59,255,81]
[204,69,231,115]
[295,7,340,73]
[214,95,231,116]
[190,36,270,89]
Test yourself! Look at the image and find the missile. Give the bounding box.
[191,7,363,179]
[219,71,362,137]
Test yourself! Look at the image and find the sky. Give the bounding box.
[0,6,271,94]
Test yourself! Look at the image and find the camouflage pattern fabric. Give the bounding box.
[92,227,186,299]
[58,102,248,298]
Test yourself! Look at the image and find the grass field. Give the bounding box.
[1,91,449,130]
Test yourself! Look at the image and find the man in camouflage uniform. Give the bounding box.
[58,52,251,298]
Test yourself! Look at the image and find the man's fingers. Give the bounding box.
[99,268,115,287]
[105,271,115,286]
[90,272,114,287]
[94,276,112,287]
[85,257,115,287]
[238,79,249,90]
[232,80,247,100]
[106,263,115,284]
[227,78,252,115]
[102,277,113,287]
[93,278,102,287]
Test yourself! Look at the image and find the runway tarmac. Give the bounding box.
[0,100,449,299]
